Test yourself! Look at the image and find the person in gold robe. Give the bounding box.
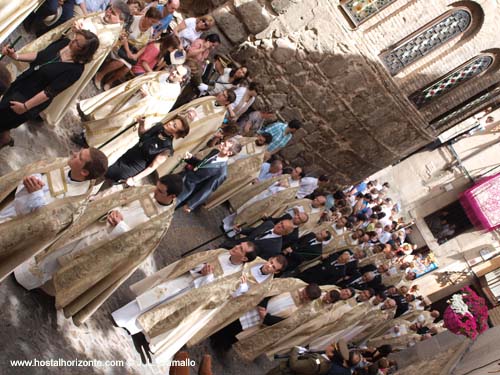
[350,297,397,345]
[112,241,258,335]
[212,281,320,356]
[133,255,288,363]
[5,2,128,126]
[0,148,108,282]
[222,170,302,233]
[228,174,287,212]
[280,195,327,237]
[308,293,389,351]
[366,318,421,350]
[262,287,355,360]
[0,0,45,45]
[14,174,182,325]
[76,64,190,165]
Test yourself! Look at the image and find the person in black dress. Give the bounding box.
[105,114,191,184]
[0,29,100,149]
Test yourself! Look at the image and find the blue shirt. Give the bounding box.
[354,181,367,194]
[259,122,292,152]
[75,0,109,13]
[153,5,174,36]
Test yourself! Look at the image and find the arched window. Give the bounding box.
[339,0,398,28]
[381,9,472,76]
[430,83,500,130]
[409,54,494,109]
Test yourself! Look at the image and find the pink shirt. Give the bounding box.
[132,43,161,74]
[187,39,210,63]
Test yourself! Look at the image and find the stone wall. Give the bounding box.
[198,0,500,183]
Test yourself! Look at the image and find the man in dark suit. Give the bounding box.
[341,263,389,287]
[270,210,309,249]
[296,250,358,286]
[282,230,331,272]
[221,218,295,260]
[347,271,383,291]
[177,138,242,213]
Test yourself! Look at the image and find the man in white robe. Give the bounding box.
[0,148,108,282]
[112,241,258,335]
[13,174,182,291]
[0,148,106,223]
[132,255,288,364]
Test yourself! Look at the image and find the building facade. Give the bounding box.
[198,0,500,183]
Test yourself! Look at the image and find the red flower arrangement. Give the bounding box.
[443,286,488,340]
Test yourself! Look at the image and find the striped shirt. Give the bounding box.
[260,122,292,152]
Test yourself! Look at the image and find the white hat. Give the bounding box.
[43,6,63,26]
[170,49,186,65]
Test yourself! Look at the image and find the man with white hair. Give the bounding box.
[150,0,180,37]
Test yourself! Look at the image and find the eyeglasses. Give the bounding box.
[199,19,209,28]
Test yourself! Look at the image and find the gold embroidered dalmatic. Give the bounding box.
[46,186,175,325]
[81,74,181,165]
[234,285,352,361]
[136,260,303,357]
[228,175,288,211]
[0,158,93,282]
[204,152,265,210]
[129,248,230,297]
[234,187,299,227]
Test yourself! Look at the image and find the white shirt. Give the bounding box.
[379,231,392,244]
[0,172,89,224]
[229,86,247,111]
[179,18,202,47]
[297,177,318,199]
[258,163,281,182]
[259,230,281,240]
[238,264,273,329]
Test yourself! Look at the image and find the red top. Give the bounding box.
[132,43,160,74]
